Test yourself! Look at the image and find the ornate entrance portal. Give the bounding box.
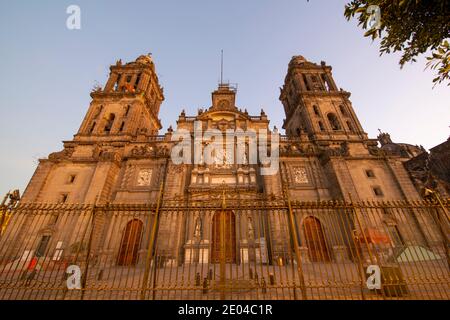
[211,210,236,263]
[117,219,143,266]
[303,216,330,262]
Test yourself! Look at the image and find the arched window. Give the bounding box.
[104,113,116,133]
[89,121,96,134]
[313,105,321,117]
[303,74,311,91]
[339,105,348,116]
[119,121,125,132]
[346,121,354,132]
[327,113,341,130]
[134,73,142,90]
[318,121,325,131]
[321,74,330,91]
[114,74,122,91]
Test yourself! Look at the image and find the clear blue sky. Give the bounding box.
[0,0,449,196]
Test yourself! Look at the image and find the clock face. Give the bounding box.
[137,169,152,186]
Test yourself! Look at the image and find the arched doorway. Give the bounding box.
[211,210,236,263]
[117,219,143,266]
[303,216,330,262]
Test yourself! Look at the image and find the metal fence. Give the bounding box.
[0,193,448,300]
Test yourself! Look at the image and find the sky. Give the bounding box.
[0,0,449,197]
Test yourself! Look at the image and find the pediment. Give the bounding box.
[197,109,251,122]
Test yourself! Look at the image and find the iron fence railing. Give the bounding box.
[0,195,448,300]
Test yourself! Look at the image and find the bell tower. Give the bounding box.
[280,56,367,142]
[76,54,164,140]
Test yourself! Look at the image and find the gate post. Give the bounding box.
[427,190,450,269]
[219,190,227,300]
[284,186,307,300]
[80,202,98,300]
[140,182,164,300]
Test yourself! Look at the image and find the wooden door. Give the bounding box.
[211,210,236,263]
[117,219,143,266]
[303,216,330,262]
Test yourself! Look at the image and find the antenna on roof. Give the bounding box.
[220,49,224,85]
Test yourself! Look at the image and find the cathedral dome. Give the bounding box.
[379,140,425,158]
[377,130,425,158]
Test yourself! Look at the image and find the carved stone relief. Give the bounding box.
[137,169,153,186]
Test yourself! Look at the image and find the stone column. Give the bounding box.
[105,72,119,91]
[304,74,315,91]
[294,72,307,91]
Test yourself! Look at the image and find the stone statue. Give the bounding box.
[194,217,202,239]
[247,216,254,239]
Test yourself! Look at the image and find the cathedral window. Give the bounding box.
[347,121,354,132]
[119,121,125,132]
[303,74,311,91]
[321,74,330,91]
[318,121,325,131]
[67,174,76,184]
[372,186,383,197]
[114,74,122,91]
[313,105,321,117]
[124,105,131,117]
[104,114,116,133]
[365,169,375,178]
[134,73,141,90]
[327,113,341,130]
[339,105,348,116]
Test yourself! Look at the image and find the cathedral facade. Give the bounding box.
[18,54,432,264]
[2,54,448,300]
